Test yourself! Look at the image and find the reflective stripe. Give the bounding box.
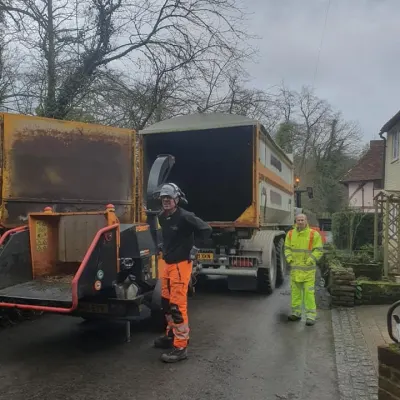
[172,323,189,339]
[310,254,318,262]
[308,230,315,250]
[289,248,312,254]
[291,266,316,271]
[291,307,301,317]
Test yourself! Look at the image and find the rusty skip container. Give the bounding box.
[0,113,140,228]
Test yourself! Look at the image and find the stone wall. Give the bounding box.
[378,344,400,399]
[329,266,356,307]
[356,282,400,306]
[346,262,382,281]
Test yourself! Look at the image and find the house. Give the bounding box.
[376,111,400,276]
[340,140,384,211]
[380,110,400,190]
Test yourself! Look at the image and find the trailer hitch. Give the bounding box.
[387,300,400,343]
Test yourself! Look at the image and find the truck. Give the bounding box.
[0,112,178,339]
[141,113,295,294]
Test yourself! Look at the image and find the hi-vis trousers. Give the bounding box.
[161,260,192,348]
[290,270,317,321]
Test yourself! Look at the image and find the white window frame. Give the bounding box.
[392,130,399,161]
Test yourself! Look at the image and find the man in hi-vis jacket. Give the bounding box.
[284,213,324,326]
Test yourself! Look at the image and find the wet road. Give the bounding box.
[0,279,339,400]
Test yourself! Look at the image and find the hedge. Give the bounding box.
[332,211,381,250]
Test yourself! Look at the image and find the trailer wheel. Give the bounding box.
[257,245,277,295]
[275,238,287,287]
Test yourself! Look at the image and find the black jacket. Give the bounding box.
[158,207,212,264]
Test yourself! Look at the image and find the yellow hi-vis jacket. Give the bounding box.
[284,225,324,282]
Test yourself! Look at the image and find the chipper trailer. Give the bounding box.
[141,113,296,294]
[0,154,177,341]
[0,112,182,340]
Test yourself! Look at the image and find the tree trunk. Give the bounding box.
[44,0,56,117]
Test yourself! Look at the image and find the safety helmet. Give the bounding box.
[159,183,188,204]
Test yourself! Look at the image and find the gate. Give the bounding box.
[374,190,400,276]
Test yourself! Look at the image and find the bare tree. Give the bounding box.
[1,0,252,120]
[271,85,362,213]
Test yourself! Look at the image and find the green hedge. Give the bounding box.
[332,211,381,250]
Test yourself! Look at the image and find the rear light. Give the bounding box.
[230,257,255,267]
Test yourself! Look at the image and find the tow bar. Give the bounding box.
[387,300,400,343]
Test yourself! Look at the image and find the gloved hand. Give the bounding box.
[286,257,293,265]
[189,246,199,261]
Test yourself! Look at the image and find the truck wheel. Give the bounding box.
[257,245,277,295]
[275,238,287,287]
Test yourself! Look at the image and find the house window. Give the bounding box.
[393,130,399,161]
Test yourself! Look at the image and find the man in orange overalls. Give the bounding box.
[154,183,212,363]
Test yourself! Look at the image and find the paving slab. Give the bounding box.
[332,308,379,400]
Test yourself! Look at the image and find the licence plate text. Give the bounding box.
[197,253,214,261]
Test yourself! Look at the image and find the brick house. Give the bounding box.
[340,140,384,212]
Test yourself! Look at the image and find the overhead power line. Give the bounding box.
[312,0,332,88]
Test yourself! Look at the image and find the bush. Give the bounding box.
[332,211,381,250]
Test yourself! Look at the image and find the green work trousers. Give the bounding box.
[290,277,317,321]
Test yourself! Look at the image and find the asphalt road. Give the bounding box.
[0,278,339,400]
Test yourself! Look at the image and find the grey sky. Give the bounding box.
[245,0,399,142]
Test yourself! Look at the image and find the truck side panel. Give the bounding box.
[0,114,136,227]
[257,129,294,227]
[143,126,254,223]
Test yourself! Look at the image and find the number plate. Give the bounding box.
[197,252,214,261]
[79,303,109,314]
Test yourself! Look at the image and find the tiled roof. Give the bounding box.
[340,140,384,183]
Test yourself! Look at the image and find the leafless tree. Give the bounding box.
[271,84,362,213]
[1,0,252,120]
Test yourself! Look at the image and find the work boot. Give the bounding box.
[154,335,173,349]
[160,347,188,363]
[288,314,301,322]
[306,319,316,326]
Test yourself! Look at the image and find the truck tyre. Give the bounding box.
[257,245,277,295]
[275,238,287,287]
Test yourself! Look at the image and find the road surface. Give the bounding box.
[0,278,339,400]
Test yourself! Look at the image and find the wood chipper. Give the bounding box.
[0,154,176,341]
